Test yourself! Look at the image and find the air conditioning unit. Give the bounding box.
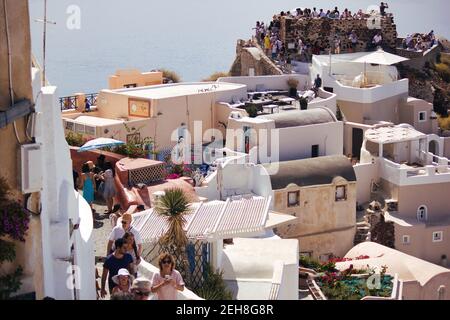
[20,143,43,194]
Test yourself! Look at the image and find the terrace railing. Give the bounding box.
[59,95,77,111]
[59,93,98,111]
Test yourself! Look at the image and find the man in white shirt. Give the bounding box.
[106,212,143,257]
[312,7,319,18]
[319,9,326,18]
[372,33,383,49]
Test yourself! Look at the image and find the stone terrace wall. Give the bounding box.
[230,39,283,76]
[280,16,398,52]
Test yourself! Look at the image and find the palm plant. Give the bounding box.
[155,188,190,250]
[154,188,191,283]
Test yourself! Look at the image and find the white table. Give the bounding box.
[279,97,296,104]
[262,104,279,114]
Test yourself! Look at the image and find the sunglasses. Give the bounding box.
[162,260,172,264]
[135,291,150,296]
[121,221,129,225]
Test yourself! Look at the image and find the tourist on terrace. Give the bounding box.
[334,36,341,54]
[111,268,135,295]
[313,74,322,97]
[332,6,340,18]
[101,238,134,297]
[372,32,383,49]
[151,253,185,300]
[80,162,95,214]
[131,277,152,300]
[107,212,143,257]
[380,2,389,16]
[349,30,358,52]
[123,231,141,277]
[354,9,364,19]
[312,7,319,18]
[264,34,271,55]
[84,98,90,112]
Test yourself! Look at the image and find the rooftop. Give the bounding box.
[263,155,356,190]
[130,196,295,242]
[258,107,337,128]
[337,242,450,285]
[365,124,426,144]
[104,82,245,99]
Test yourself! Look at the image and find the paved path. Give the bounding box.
[90,199,113,300]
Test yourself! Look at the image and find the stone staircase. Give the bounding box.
[306,279,326,300]
[354,221,371,245]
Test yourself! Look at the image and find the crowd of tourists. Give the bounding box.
[402,30,438,52]
[253,3,393,66]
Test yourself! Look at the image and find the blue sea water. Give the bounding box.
[29,0,450,96]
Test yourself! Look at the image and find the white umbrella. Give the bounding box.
[352,49,409,65]
[78,137,125,152]
[351,49,409,86]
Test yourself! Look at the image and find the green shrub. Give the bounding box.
[159,68,181,83]
[65,132,84,147]
[203,72,229,82]
[435,63,450,82]
[194,264,233,300]
[0,240,15,263]
[245,104,258,118]
[0,267,23,300]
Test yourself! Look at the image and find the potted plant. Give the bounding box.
[287,78,299,98]
[299,97,308,110]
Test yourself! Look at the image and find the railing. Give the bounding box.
[59,95,78,111]
[59,93,98,111]
[86,93,98,107]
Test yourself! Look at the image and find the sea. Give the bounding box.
[29,0,450,96]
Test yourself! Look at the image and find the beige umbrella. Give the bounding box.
[352,49,409,86]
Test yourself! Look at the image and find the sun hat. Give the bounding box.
[131,277,152,292]
[112,268,135,285]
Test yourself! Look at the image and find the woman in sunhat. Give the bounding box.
[111,268,135,294]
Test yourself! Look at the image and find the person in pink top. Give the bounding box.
[151,253,185,300]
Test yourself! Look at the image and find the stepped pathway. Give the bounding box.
[354,221,371,245]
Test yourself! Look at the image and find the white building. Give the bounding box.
[354,124,450,265]
[226,107,343,163]
[31,67,95,299]
[130,196,298,300]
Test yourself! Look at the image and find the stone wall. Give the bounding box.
[230,39,283,76]
[280,16,398,52]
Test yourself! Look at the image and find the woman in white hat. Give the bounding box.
[111,268,135,294]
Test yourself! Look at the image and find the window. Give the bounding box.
[287,191,300,207]
[335,186,347,201]
[319,253,333,263]
[418,111,427,122]
[402,235,411,245]
[433,231,443,242]
[417,206,428,221]
[124,83,137,88]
